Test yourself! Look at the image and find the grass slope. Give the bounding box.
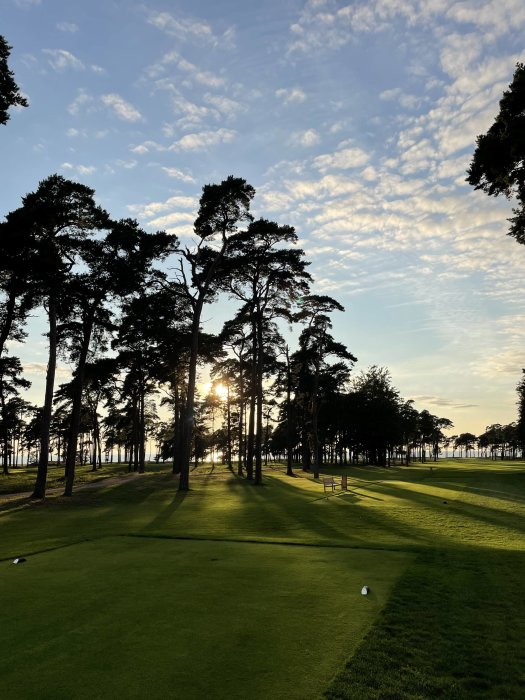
[1,458,525,698]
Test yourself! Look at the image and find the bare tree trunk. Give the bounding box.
[237,358,245,476]
[64,315,94,496]
[139,380,146,473]
[254,312,264,485]
[311,366,320,480]
[246,315,257,480]
[0,389,9,475]
[32,296,57,499]
[180,299,203,491]
[172,376,181,474]
[285,346,294,477]
[226,383,232,471]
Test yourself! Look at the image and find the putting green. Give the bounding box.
[1,536,412,700]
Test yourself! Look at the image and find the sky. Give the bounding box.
[2,0,525,437]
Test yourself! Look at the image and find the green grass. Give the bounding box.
[1,458,525,698]
[1,537,408,700]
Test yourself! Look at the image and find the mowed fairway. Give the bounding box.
[1,459,525,698]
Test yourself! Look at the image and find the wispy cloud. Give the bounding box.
[147,212,195,229]
[149,51,226,88]
[288,0,525,54]
[14,0,41,7]
[170,93,217,129]
[128,195,197,221]
[275,87,306,104]
[313,146,369,172]
[61,162,96,175]
[56,21,78,33]
[410,395,479,410]
[67,90,94,116]
[169,128,236,151]
[147,10,235,49]
[24,362,71,378]
[43,48,84,71]
[68,91,142,122]
[290,128,321,148]
[129,140,166,154]
[101,94,142,122]
[379,87,426,110]
[161,167,196,183]
[115,159,137,170]
[203,93,244,118]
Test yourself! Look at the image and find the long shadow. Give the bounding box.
[429,477,525,505]
[245,473,423,548]
[271,468,525,552]
[0,471,183,561]
[141,489,189,531]
[134,464,525,554]
[364,479,525,545]
[10,463,522,561]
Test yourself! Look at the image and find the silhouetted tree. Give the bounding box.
[294,295,356,478]
[454,432,477,458]
[224,219,311,484]
[62,219,176,495]
[6,175,108,498]
[0,357,30,473]
[0,36,28,125]
[0,212,41,361]
[467,62,525,242]
[175,176,255,491]
[352,366,401,467]
[517,370,525,454]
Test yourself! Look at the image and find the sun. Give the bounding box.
[214,383,228,400]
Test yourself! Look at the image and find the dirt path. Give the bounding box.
[0,472,145,510]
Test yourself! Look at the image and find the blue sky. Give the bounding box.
[3,0,525,435]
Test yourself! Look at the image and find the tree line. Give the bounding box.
[0,171,464,497]
[3,40,525,499]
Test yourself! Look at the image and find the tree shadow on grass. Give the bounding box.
[140,489,191,532]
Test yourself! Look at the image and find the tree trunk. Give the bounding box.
[138,377,146,473]
[237,356,245,477]
[32,296,57,499]
[172,378,181,474]
[285,347,294,477]
[254,312,264,485]
[226,383,232,471]
[311,366,320,479]
[301,423,311,472]
[0,389,9,475]
[180,297,204,491]
[246,315,257,480]
[64,316,94,496]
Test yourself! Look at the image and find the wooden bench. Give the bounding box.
[323,475,348,494]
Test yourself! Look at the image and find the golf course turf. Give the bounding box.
[1,459,525,699]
